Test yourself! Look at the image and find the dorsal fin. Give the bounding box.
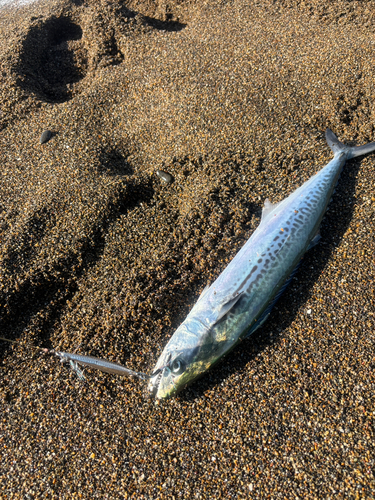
[197,284,210,302]
[261,198,280,222]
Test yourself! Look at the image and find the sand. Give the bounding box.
[0,0,374,497]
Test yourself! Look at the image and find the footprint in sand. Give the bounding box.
[15,2,187,103]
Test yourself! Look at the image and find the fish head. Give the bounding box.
[147,317,219,399]
[148,344,205,399]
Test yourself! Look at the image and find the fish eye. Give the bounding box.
[170,357,186,375]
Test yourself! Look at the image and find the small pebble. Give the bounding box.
[156,169,173,183]
[40,130,52,144]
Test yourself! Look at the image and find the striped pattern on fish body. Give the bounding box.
[148,129,375,399]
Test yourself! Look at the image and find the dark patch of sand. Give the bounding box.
[0,0,374,497]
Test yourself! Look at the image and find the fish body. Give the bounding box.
[148,129,375,399]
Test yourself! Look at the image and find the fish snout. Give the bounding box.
[147,369,163,398]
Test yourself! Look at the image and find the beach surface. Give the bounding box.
[1,0,374,497]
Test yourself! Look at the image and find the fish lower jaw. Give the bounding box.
[148,371,163,398]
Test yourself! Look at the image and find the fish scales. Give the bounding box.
[148,129,375,398]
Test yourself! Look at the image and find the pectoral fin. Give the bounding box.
[214,292,244,322]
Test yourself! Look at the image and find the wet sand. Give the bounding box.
[0,0,374,497]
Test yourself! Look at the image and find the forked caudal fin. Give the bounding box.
[326,128,375,159]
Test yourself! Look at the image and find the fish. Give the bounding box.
[147,129,375,399]
[40,129,375,398]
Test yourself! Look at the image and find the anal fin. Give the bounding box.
[307,232,321,250]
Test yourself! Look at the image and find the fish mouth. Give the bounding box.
[148,369,163,398]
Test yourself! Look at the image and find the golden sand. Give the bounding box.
[1,0,374,497]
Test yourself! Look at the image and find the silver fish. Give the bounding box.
[148,129,375,399]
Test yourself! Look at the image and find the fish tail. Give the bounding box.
[326,128,375,159]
